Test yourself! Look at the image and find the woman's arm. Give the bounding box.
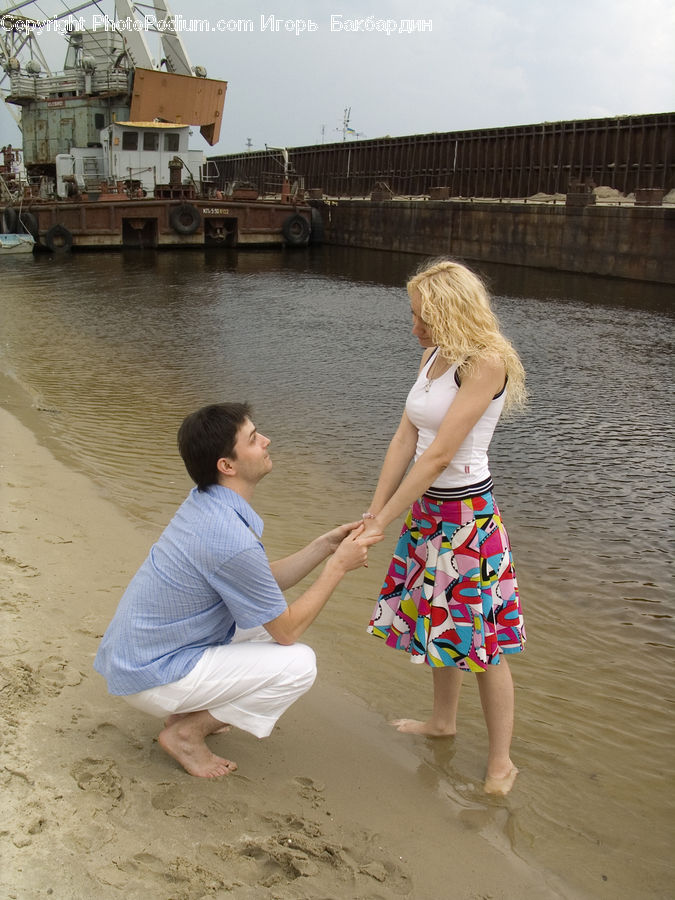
[362,356,506,537]
[366,410,419,515]
[365,348,436,516]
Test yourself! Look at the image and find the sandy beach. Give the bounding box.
[0,404,577,899]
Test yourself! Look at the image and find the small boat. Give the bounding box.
[0,233,35,255]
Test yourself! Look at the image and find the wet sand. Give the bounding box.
[0,404,579,899]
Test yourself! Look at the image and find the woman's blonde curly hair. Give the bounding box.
[407,258,527,413]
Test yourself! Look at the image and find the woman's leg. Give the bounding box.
[476,658,518,794]
[393,665,464,735]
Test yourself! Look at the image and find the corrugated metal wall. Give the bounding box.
[209,112,674,198]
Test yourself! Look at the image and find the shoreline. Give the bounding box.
[0,402,573,898]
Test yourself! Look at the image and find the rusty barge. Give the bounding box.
[0,1,316,251]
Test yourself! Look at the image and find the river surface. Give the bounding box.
[1,246,673,898]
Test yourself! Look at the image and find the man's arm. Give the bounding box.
[264,527,382,645]
[269,521,360,590]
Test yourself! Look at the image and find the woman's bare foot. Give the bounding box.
[158,712,237,778]
[164,713,231,735]
[392,718,457,737]
[484,764,518,795]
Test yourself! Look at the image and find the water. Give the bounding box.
[1,246,673,897]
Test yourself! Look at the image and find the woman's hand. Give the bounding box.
[359,515,385,543]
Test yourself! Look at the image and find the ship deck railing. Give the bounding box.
[7,70,130,102]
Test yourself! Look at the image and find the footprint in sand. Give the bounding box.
[292,775,326,809]
[12,812,48,847]
[149,783,205,819]
[236,825,410,892]
[39,656,83,695]
[7,792,48,849]
[111,850,226,895]
[87,721,145,754]
[70,757,123,801]
[238,832,322,879]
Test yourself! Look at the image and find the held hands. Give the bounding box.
[321,520,363,555]
[329,523,383,573]
[359,515,385,543]
[321,516,384,573]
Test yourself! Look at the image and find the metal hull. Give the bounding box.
[26,198,313,250]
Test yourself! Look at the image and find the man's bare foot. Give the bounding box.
[158,720,237,778]
[484,764,518,795]
[164,713,231,735]
[392,718,457,737]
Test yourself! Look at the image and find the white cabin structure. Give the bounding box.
[55,122,205,198]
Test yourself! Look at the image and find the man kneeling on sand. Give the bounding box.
[94,403,380,777]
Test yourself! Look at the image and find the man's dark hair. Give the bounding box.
[177,402,251,491]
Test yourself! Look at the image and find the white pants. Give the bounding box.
[122,627,317,739]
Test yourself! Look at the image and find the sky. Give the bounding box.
[1,0,673,156]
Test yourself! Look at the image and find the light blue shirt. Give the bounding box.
[94,485,288,695]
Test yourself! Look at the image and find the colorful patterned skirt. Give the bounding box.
[367,491,525,672]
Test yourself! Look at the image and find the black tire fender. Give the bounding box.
[308,206,324,245]
[282,213,311,247]
[44,224,73,252]
[18,210,39,238]
[2,206,18,233]
[170,203,201,235]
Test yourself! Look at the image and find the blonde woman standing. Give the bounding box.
[361,259,527,795]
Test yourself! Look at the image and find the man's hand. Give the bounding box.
[320,520,363,555]
[265,525,384,645]
[327,524,383,575]
[271,520,374,591]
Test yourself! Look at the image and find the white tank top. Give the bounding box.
[405,349,506,489]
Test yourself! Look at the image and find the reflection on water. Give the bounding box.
[1,245,673,897]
